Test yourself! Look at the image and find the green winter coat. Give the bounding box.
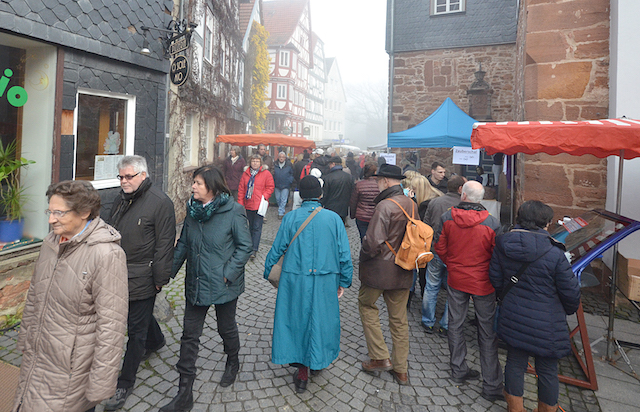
[173,198,253,306]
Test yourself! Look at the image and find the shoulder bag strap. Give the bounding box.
[497,261,532,304]
[284,206,323,253]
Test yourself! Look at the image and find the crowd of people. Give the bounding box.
[11,147,580,412]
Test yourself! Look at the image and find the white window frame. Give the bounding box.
[431,0,465,15]
[204,7,214,63]
[185,114,194,166]
[279,50,290,67]
[277,84,287,99]
[74,88,136,190]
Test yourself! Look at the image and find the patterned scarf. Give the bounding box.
[187,193,231,223]
[245,168,259,200]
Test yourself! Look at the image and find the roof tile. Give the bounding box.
[263,0,307,46]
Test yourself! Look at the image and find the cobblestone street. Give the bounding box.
[0,206,626,411]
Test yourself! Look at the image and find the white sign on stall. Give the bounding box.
[380,153,397,165]
[452,146,480,165]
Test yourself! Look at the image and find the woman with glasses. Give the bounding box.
[159,166,252,412]
[12,180,128,412]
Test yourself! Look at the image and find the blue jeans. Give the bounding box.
[275,187,289,216]
[505,345,559,406]
[421,254,449,329]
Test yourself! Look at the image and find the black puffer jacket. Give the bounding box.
[108,180,176,301]
[321,166,354,219]
[489,227,581,358]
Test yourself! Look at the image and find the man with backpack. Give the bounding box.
[358,164,418,386]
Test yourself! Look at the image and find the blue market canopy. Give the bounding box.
[388,97,476,148]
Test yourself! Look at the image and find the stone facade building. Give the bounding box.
[388,0,611,219]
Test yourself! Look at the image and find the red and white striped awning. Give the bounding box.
[471,118,640,159]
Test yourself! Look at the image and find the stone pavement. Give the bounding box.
[1,206,639,411]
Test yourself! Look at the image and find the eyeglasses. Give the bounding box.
[45,209,72,218]
[117,172,141,181]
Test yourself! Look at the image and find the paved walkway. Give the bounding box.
[1,207,640,411]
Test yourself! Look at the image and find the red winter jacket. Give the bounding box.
[434,202,501,296]
[237,166,275,211]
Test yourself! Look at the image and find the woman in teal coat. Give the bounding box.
[264,175,353,394]
[160,165,252,412]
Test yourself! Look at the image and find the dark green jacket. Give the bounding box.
[172,200,253,306]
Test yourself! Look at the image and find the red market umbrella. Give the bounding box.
[471,117,640,365]
[217,133,316,150]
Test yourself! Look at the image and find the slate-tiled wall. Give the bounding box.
[0,0,173,72]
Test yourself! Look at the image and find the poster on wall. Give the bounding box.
[452,146,480,165]
[380,153,396,165]
[94,155,123,180]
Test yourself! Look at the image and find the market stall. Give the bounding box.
[471,118,640,390]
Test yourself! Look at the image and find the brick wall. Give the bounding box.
[390,44,517,183]
[522,0,610,218]
[391,44,517,133]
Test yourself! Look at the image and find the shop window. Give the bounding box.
[75,90,135,187]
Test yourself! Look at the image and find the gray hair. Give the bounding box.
[278,151,286,157]
[461,181,485,203]
[117,155,148,174]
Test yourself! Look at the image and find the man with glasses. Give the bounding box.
[104,155,176,410]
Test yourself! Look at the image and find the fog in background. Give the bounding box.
[310,0,389,150]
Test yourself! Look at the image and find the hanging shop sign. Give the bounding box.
[170,56,189,86]
[168,31,191,56]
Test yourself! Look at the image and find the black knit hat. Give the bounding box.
[299,175,323,199]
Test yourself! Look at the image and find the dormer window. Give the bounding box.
[431,0,465,15]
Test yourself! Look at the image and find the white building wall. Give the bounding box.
[607,0,640,259]
[323,60,347,143]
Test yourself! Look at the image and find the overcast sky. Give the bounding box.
[309,0,389,86]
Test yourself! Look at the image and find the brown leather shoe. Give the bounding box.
[361,358,393,372]
[390,370,409,385]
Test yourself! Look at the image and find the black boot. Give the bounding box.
[159,375,194,412]
[220,354,239,387]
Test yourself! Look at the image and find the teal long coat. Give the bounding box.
[264,201,353,369]
[173,199,253,306]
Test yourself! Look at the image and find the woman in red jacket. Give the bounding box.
[238,154,275,258]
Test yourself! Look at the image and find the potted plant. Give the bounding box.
[0,140,34,243]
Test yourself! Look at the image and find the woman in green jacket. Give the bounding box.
[160,166,253,412]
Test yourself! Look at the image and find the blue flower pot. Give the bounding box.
[0,219,24,243]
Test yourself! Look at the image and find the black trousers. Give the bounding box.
[176,299,240,378]
[118,295,165,389]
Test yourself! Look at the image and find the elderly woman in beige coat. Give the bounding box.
[12,180,128,412]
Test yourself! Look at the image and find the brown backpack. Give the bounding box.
[385,198,435,270]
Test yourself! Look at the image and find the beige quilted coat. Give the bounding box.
[12,218,128,412]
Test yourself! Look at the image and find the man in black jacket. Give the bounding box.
[321,156,354,223]
[105,156,176,411]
